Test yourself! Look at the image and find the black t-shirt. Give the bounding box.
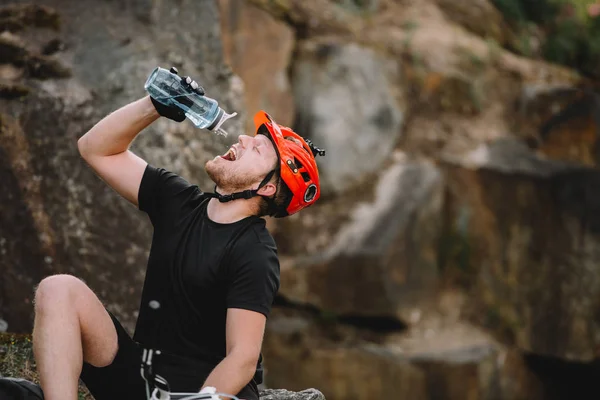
[132,164,280,373]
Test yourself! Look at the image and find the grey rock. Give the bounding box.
[443,138,600,361]
[263,310,545,400]
[442,137,577,177]
[260,388,326,400]
[0,0,244,333]
[277,155,444,321]
[292,39,405,195]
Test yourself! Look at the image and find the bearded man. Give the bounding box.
[30,69,324,400]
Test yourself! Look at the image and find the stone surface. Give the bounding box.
[263,310,428,400]
[0,3,60,32]
[263,307,545,400]
[517,86,600,168]
[275,154,444,321]
[3,0,600,397]
[246,0,365,36]
[0,0,245,334]
[260,388,326,400]
[218,0,296,133]
[434,0,509,44]
[389,325,546,400]
[441,138,600,361]
[292,39,405,195]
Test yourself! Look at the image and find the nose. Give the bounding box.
[238,135,252,147]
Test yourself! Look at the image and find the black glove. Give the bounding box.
[150,67,206,123]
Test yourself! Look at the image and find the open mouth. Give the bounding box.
[220,146,237,161]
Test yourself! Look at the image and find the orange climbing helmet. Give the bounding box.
[254,110,325,218]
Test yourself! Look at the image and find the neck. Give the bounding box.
[206,187,258,224]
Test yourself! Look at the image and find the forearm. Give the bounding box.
[202,354,256,398]
[78,96,159,158]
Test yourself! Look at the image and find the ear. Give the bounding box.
[256,182,276,197]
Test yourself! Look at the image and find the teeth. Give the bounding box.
[223,147,237,161]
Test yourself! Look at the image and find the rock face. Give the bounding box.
[518,86,600,168]
[292,39,406,195]
[218,0,296,132]
[262,307,545,400]
[260,388,326,400]
[5,0,600,399]
[0,0,244,333]
[263,309,428,400]
[433,0,510,44]
[442,139,600,361]
[276,154,444,322]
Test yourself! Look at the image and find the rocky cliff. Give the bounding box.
[2,0,600,399]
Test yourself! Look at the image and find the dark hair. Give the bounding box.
[257,169,292,218]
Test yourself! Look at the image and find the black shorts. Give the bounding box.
[80,312,259,400]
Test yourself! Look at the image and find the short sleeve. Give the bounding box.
[226,241,280,318]
[138,164,203,227]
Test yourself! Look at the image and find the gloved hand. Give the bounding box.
[150,66,206,122]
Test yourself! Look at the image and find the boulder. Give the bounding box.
[517,86,600,168]
[0,4,60,32]
[246,0,364,36]
[291,39,406,195]
[433,0,509,44]
[260,388,326,400]
[441,138,600,361]
[0,0,245,334]
[399,332,545,400]
[262,310,428,400]
[262,307,545,400]
[218,0,296,133]
[275,154,444,322]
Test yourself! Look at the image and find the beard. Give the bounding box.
[205,159,263,193]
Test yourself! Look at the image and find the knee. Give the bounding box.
[34,274,83,313]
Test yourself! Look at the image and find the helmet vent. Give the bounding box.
[301,172,311,182]
[304,184,317,203]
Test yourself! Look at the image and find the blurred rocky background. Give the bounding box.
[3,0,600,399]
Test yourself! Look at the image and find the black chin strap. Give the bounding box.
[207,169,277,203]
[206,187,258,203]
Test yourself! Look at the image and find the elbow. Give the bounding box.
[244,359,258,382]
[240,357,258,383]
[230,351,259,383]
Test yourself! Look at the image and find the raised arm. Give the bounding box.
[77,96,158,206]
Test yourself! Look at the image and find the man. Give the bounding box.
[31,70,324,400]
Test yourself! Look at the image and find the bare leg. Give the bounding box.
[32,274,118,400]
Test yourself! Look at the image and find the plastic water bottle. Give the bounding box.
[144,67,237,137]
